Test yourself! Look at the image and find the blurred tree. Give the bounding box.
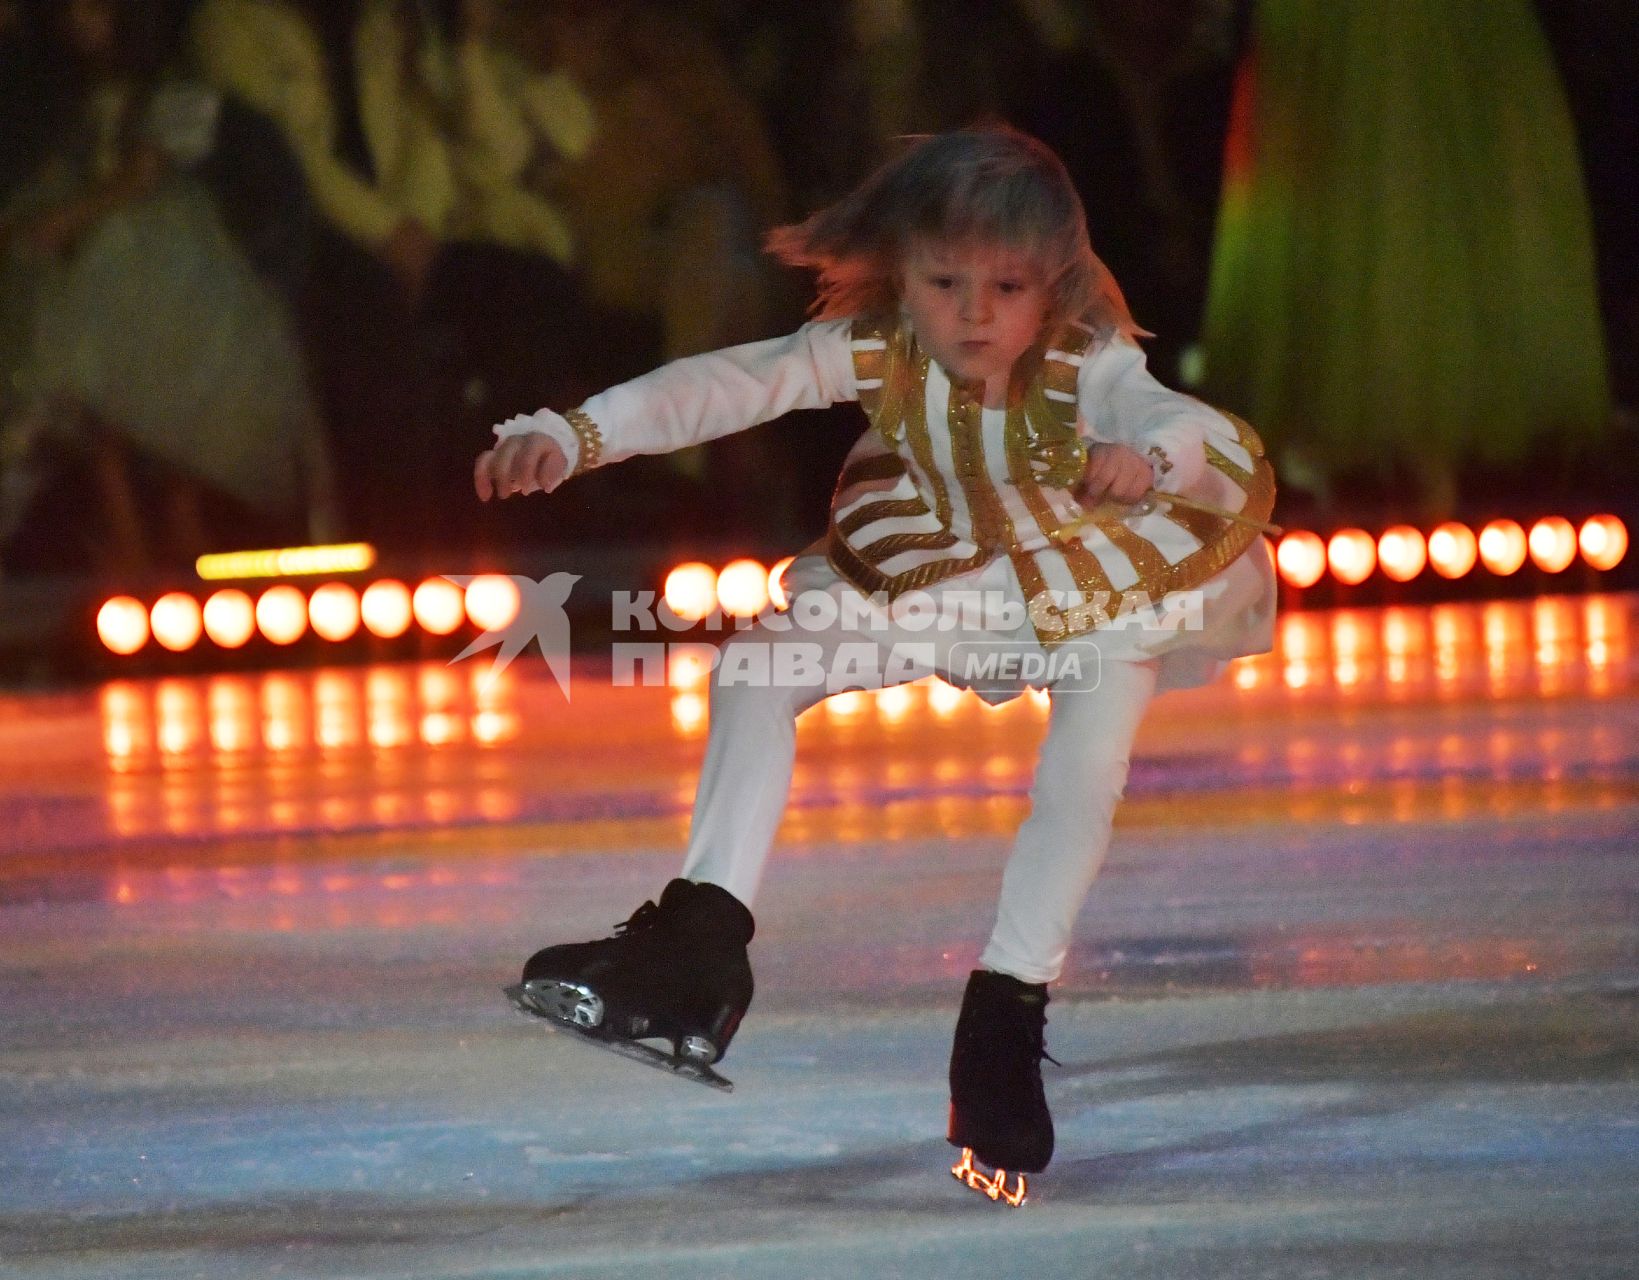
[0,0,333,574]
[1197,0,1610,515]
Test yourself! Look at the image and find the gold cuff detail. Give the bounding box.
[562,407,604,477]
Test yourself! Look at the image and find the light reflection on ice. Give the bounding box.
[54,594,1639,855]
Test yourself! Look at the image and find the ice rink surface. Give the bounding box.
[1,594,1635,1278]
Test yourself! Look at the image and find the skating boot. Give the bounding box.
[505,878,754,1090]
[947,969,1055,1206]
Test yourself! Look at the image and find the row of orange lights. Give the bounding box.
[97,576,524,656]
[1275,515,1626,589]
[102,558,798,655]
[660,519,1627,619]
[98,514,1628,655]
[663,556,796,622]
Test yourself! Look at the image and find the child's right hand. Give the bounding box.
[474,431,569,501]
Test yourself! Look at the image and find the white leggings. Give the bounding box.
[680,618,1158,984]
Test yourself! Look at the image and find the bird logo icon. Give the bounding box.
[445,572,581,697]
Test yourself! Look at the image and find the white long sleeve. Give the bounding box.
[1076,337,1238,495]
[493,319,858,485]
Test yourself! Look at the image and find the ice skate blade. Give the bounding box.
[951,1148,1028,1207]
[507,978,604,1028]
[503,984,735,1092]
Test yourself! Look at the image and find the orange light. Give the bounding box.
[464,574,521,632]
[98,596,150,655]
[825,690,868,721]
[1275,531,1326,588]
[1326,528,1376,586]
[1427,522,1478,579]
[361,580,413,639]
[716,558,770,618]
[308,582,361,642]
[1376,525,1427,583]
[1578,514,1627,571]
[471,710,519,745]
[1527,516,1577,574]
[1478,519,1528,576]
[928,679,965,717]
[149,592,203,652]
[666,644,715,689]
[256,585,309,645]
[202,589,255,648]
[413,578,466,635]
[876,685,915,721]
[767,556,796,609]
[670,690,707,735]
[664,561,718,622]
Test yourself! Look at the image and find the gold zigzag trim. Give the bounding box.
[1036,406,1276,646]
[1003,400,1110,629]
[1205,443,1253,490]
[1038,318,1096,403]
[901,350,953,527]
[836,498,935,538]
[850,316,889,419]
[836,452,907,490]
[856,529,962,559]
[825,524,990,598]
[1021,386,1087,488]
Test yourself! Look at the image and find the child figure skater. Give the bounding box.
[475,125,1276,1203]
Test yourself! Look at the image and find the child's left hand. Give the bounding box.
[1076,443,1152,506]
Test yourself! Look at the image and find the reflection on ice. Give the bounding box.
[1228,593,1632,702]
[1067,929,1558,990]
[60,593,1639,849]
[91,856,526,934]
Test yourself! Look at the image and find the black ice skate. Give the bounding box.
[504,878,754,1091]
[947,969,1056,1206]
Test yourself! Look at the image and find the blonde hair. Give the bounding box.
[766,124,1142,340]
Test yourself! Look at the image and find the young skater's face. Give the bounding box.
[900,236,1051,402]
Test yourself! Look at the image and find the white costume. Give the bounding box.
[495,314,1276,981]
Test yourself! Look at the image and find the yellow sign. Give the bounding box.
[195,543,376,582]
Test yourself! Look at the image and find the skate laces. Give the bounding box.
[1037,1012,1060,1067]
[614,900,662,936]
[1026,1028,1061,1068]
[997,997,1059,1067]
